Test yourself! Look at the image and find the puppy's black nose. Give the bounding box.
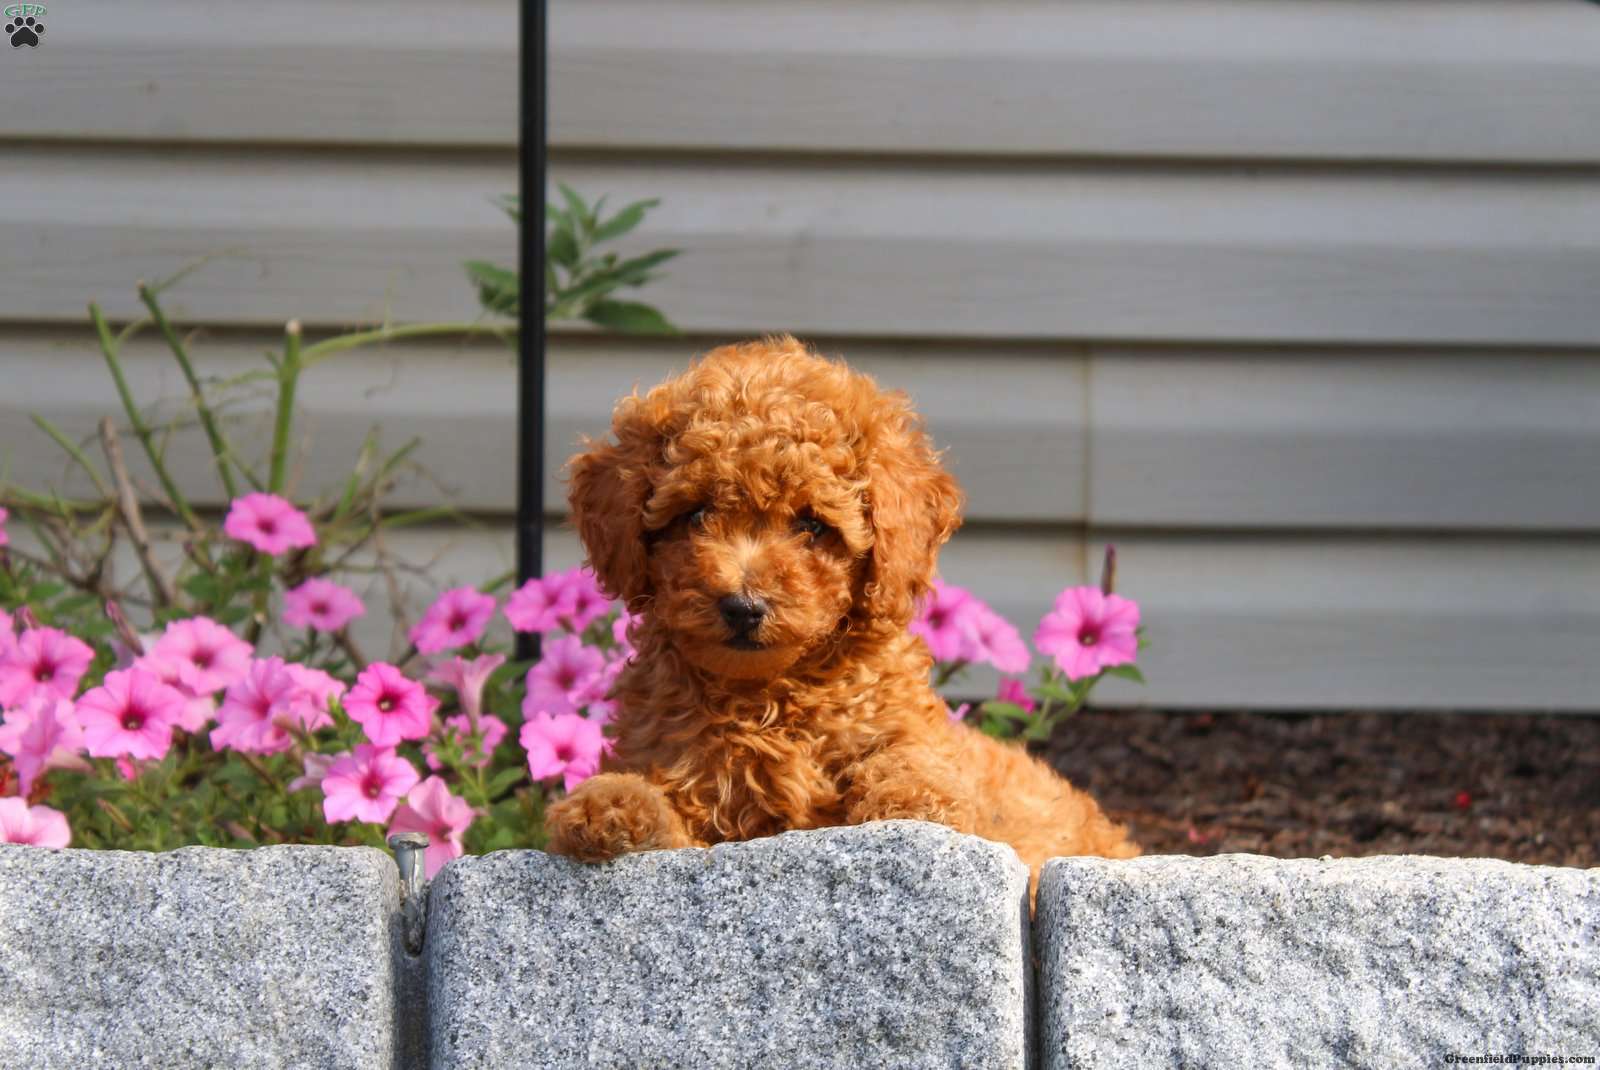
[719,594,769,636]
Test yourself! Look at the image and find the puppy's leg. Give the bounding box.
[545,772,697,862]
[841,744,979,833]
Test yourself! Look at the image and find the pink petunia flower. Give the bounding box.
[387,776,475,878]
[994,677,1036,714]
[130,651,216,734]
[76,668,186,760]
[611,608,638,652]
[0,693,86,794]
[1034,586,1140,682]
[115,756,140,781]
[425,713,508,771]
[427,653,505,725]
[345,662,436,747]
[910,580,976,663]
[521,711,605,792]
[522,635,607,719]
[287,751,337,794]
[0,627,96,708]
[962,603,1031,675]
[282,578,366,632]
[561,568,614,632]
[148,617,252,696]
[947,702,972,723]
[0,505,9,548]
[222,493,317,556]
[321,744,420,825]
[0,797,70,848]
[409,587,497,655]
[503,572,579,634]
[211,657,331,755]
[574,653,626,725]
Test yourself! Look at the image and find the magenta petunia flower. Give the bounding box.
[424,713,508,771]
[287,751,337,794]
[282,577,366,632]
[522,635,607,719]
[561,568,614,631]
[994,677,1036,714]
[211,657,302,754]
[223,493,317,556]
[0,505,9,548]
[963,603,1031,675]
[345,662,436,747]
[0,627,95,708]
[77,668,186,760]
[521,711,605,792]
[910,580,976,663]
[409,587,497,655]
[0,693,85,794]
[321,744,420,825]
[387,776,475,877]
[0,797,70,848]
[611,608,638,652]
[148,617,252,697]
[1034,586,1140,682]
[427,653,505,726]
[573,653,626,725]
[503,572,579,634]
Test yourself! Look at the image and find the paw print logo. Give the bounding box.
[5,14,43,47]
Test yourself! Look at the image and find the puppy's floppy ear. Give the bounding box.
[567,398,660,606]
[862,396,963,625]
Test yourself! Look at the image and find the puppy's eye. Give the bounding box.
[794,515,831,539]
[686,506,711,529]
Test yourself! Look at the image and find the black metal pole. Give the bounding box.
[515,0,547,663]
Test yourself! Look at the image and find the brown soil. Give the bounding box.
[1041,710,1600,868]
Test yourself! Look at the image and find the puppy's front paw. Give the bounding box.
[544,773,689,862]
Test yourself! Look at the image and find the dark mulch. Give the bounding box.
[1040,710,1600,868]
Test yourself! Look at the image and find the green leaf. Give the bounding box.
[465,260,520,316]
[546,225,579,270]
[592,198,660,242]
[584,300,676,335]
[486,766,527,798]
[1036,679,1074,703]
[1101,663,1146,685]
[978,700,1031,721]
[557,184,592,234]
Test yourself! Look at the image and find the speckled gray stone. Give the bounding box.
[0,844,403,1069]
[426,821,1031,1069]
[1038,854,1600,1069]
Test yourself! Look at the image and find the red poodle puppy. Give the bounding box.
[544,337,1137,886]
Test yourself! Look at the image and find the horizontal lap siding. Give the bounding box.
[1,1,1596,708]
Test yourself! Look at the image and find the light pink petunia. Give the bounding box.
[282,663,343,731]
[0,797,70,848]
[387,776,475,878]
[560,568,614,632]
[76,668,186,760]
[148,617,252,696]
[963,603,1031,675]
[222,493,317,556]
[409,587,497,655]
[994,677,1036,714]
[321,745,421,825]
[130,651,216,734]
[610,608,638,652]
[503,572,579,635]
[522,635,606,719]
[425,713,508,771]
[282,578,366,632]
[288,751,337,794]
[521,712,605,792]
[345,663,436,747]
[0,693,86,794]
[910,580,976,663]
[947,702,972,724]
[573,653,626,725]
[428,653,505,725]
[0,627,95,708]
[1034,586,1140,682]
[210,657,332,754]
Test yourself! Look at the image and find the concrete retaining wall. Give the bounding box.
[1,824,1595,1069]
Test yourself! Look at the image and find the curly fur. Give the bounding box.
[545,337,1138,890]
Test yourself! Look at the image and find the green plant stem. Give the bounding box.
[89,302,201,531]
[301,322,512,369]
[269,321,303,494]
[29,415,113,499]
[139,283,239,500]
